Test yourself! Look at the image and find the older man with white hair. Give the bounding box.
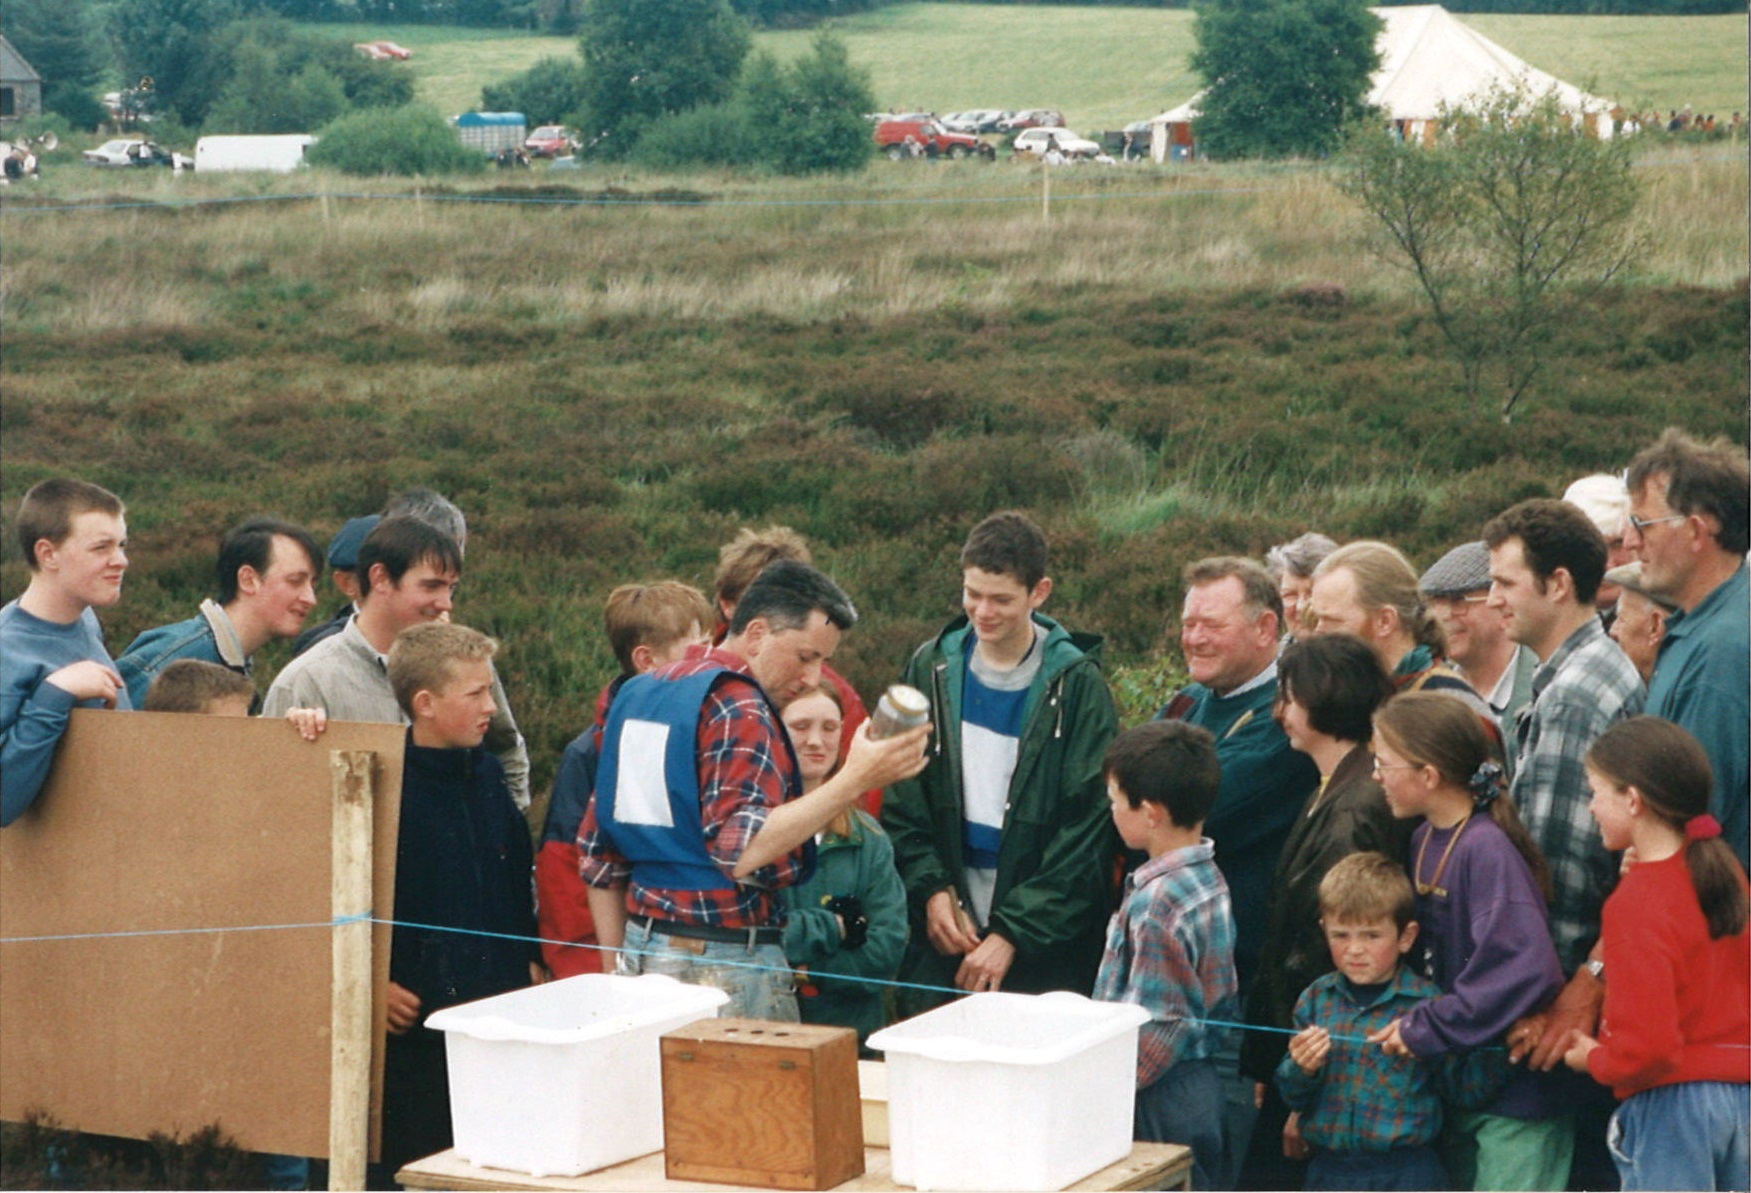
[1563,473,1633,625]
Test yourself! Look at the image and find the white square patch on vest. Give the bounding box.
[614,719,674,827]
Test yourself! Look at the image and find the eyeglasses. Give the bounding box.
[1627,512,1686,534]
[1371,759,1420,776]
[1432,594,1489,615]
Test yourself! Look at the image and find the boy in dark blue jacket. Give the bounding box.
[374,622,539,1187]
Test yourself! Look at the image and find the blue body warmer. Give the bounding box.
[595,666,805,893]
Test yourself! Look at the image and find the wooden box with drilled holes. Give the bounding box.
[659,1018,864,1189]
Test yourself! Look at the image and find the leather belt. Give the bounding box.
[638,916,781,948]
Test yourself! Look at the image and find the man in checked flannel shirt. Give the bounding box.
[579,560,927,1019]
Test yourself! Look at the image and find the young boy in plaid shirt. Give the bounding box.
[1277,852,1497,1191]
[1093,721,1238,1191]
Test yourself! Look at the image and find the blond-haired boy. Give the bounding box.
[538,581,714,978]
[143,659,257,716]
[376,622,538,1182]
[1277,852,1491,1191]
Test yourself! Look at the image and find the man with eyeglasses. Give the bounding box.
[1418,541,1537,753]
[1624,428,1749,867]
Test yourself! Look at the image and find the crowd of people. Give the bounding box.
[1,425,1746,1192]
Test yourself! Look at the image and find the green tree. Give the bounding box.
[1189,0,1380,159]
[1340,88,1642,423]
[743,34,875,174]
[314,44,416,111]
[481,57,590,125]
[207,40,349,134]
[6,0,110,129]
[576,0,751,156]
[634,33,872,174]
[111,0,243,126]
[305,104,486,176]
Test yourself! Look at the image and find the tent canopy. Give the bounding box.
[1149,5,1615,127]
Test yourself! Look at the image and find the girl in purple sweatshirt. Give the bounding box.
[1368,692,1569,1191]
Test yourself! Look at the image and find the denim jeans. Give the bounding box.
[1213,1040,1259,1190]
[618,919,799,1021]
[1305,1145,1446,1192]
[1609,1081,1750,1192]
[1135,1058,1225,1191]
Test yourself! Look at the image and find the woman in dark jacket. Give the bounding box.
[1240,634,1408,1184]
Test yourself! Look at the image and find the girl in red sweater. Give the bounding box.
[1564,716,1750,1192]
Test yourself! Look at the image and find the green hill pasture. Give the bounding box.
[317,5,1747,131]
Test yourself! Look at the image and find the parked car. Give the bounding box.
[524,125,579,158]
[354,40,411,60]
[999,109,1065,132]
[873,119,982,160]
[83,139,191,169]
[940,109,1007,135]
[1012,127,1100,159]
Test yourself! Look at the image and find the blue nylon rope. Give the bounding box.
[7,914,1748,1052]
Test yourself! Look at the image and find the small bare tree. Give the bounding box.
[1341,88,1643,423]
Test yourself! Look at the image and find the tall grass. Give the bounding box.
[8,149,1742,334]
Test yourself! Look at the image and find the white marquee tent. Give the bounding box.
[1149,5,1619,161]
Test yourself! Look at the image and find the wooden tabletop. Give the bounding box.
[396,1141,1192,1192]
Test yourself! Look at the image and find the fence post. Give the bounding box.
[328,750,374,1192]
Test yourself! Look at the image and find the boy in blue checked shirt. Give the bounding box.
[1093,721,1238,1191]
[1277,851,1498,1191]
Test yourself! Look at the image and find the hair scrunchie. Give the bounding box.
[1684,814,1723,842]
[1468,760,1503,807]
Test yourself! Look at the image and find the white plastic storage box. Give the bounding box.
[867,991,1151,1191]
[425,973,728,1177]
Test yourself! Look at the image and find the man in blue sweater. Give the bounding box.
[1159,555,1319,1189]
[1,479,132,827]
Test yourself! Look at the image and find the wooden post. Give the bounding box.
[1041,158,1050,224]
[328,750,375,1192]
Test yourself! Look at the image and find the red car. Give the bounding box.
[873,119,981,160]
[524,126,579,158]
[999,109,1065,132]
[354,40,412,61]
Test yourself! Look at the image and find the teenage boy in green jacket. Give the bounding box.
[881,511,1119,1017]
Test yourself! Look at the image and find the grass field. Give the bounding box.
[317,5,1747,131]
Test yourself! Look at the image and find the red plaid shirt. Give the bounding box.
[577,647,805,928]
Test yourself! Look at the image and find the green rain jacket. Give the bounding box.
[880,612,1120,1014]
[781,809,908,1047]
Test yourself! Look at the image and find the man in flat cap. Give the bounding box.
[1418,540,1536,752]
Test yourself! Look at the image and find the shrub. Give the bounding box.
[306,106,485,177]
[744,35,875,175]
[633,101,761,169]
[481,57,590,127]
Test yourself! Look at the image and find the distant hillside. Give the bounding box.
[319,5,1745,130]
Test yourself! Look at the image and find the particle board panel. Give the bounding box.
[0,710,405,1160]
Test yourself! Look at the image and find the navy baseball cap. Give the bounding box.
[326,515,380,571]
